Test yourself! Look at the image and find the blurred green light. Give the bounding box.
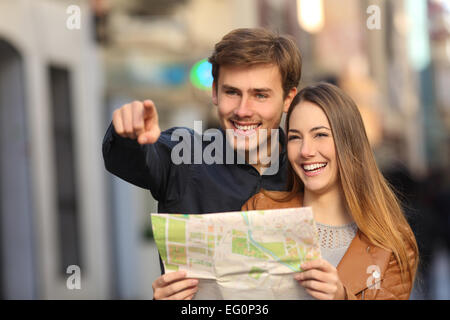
[190,59,213,90]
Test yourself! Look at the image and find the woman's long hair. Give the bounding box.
[282,82,419,285]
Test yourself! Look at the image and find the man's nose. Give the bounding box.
[233,95,253,118]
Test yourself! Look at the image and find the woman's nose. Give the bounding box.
[300,139,316,158]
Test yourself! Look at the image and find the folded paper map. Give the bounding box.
[151,207,321,300]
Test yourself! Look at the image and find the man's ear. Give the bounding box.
[283,87,297,113]
[212,82,218,105]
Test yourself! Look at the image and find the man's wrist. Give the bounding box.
[109,122,142,148]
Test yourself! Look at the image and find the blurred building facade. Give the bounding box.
[0,0,111,299]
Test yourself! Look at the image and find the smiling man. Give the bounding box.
[211,30,299,172]
[214,64,291,172]
[102,28,302,300]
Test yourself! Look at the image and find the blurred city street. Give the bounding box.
[0,0,449,299]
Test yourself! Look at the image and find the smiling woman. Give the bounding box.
[242,82,419,300]
[287,101,338,196]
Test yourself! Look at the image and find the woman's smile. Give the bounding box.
[301,162,328,177]
[287,100,338,195]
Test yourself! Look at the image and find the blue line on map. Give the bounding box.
[241,212,298,272]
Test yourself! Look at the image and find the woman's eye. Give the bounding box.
[315,132,329,138]
[288,135,301,141]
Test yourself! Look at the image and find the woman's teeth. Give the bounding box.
[302,163,327,172]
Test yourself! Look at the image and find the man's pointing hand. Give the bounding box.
[112,99,161,144]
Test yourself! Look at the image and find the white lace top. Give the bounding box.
[315,221,358,268]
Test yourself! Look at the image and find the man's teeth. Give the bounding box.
[303,163,327,171]
[234,123,259,131]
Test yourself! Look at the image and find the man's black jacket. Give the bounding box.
[102,123,289,215]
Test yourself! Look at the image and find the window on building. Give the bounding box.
[48,66,82,275]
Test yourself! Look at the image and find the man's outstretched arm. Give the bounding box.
[102,100,170,200]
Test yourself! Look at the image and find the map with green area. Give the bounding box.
[168,244,187,265]
[151,207,321,300]
[168,219,186,243]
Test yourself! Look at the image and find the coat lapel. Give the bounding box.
[336,230,391,296]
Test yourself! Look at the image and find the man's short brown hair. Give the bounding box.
[208,28,302,98]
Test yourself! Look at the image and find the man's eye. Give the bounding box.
[226,90,238,95]
[256,93,268,99]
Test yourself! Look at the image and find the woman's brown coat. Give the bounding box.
[242,191,417,300]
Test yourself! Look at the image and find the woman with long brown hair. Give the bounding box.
[242,82,419,300]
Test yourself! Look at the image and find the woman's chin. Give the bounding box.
[302,182,332,196]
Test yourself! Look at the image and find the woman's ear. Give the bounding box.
[283,87,297,113]
[212,82,218,105]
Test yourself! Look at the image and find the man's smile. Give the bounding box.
[230,120,262,136]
